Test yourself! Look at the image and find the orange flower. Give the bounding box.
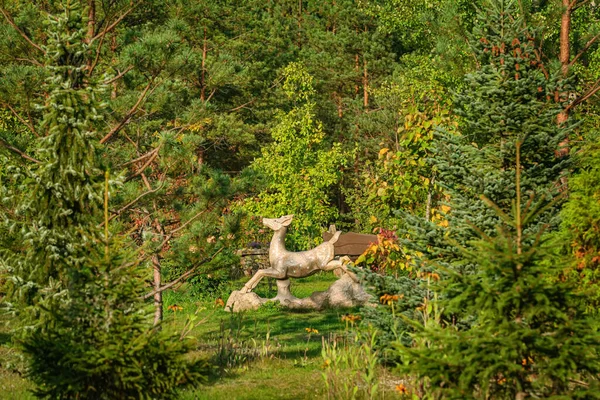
[380,294,400,305]
[395,383,408,394]
[215,298,225,307]
[305,327,319,334]
[341,314,361,323]
[167,304,183,312]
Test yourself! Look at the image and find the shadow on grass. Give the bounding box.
[0,332,12,346]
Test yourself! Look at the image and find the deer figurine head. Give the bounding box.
[262,214,294,231]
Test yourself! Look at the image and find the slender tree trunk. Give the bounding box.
[333,91,343,118]
[86,0,96,71]
[111,33,118,99]
[296,0,303,48]
[87,0,95,42]
[560,0,571,77]
[152,254,163,325]
[557,0,571,155]
[355,54,360,96]
[201,27,207,102]
[363,57,369,108]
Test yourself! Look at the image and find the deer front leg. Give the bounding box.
[240,268,286,293]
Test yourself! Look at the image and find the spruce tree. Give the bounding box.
[397,144,600,398]
[1,2,207,397]
[392,1,600,397]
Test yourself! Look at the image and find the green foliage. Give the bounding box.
[397,191,600,398]
[1,2,208,397]
[243,63,348,249]
[2,0,106,316]
[392,2,600,397]
[321,330,380,400]
[557,128,600,312]
[343,53,455,232]
[22,239,208,399]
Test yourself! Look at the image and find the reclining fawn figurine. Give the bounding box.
[239,215,355,293]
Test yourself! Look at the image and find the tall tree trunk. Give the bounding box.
[201,27,207,102]
[557,0,571,156]
[560,0,571,78]
[152,254,162,325]
[87,0,95,42]
[355,54,360,96]
[363,57,369,108]
[111,33,118,99]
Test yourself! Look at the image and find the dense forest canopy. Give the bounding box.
[1,0,600,398]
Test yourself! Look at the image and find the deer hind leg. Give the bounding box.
[240,268,286,293]
[322,256,359,282]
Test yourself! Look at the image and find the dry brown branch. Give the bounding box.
[120,145,160,167]
[569,31,600,66]
[90,3,136,44]
[566,78,600,112]
[2,102,39,137]
[101,183,164,226]
[100,77,156,144]
[0,7,45,53]
[142,247,224,300]
[0,137,40,163]
[124,143,162,182]
[103,65,134,85]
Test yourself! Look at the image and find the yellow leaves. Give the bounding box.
[418,271,440,281]
[187,118,212,132]
[378,147,389,157]
[380,293,402,305]
[341,314,361,324]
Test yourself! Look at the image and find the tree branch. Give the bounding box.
[90,3,136,44]
[100,77,156,144]
[0,137,40,163]
[124,143,162,182]
[142,247,224,300]
[569,31,600,66]
[103,65,134,85]
[2,102,39,137]
[120,144,160,167]
[566,78,600,112]
[102,182,164,225]
[0,7,45,53]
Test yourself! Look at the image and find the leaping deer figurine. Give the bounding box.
[240,215,355,293]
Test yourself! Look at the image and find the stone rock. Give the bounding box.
[224,290,266,312]
[224,274,372,312]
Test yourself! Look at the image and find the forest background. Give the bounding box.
[1,0,600,398]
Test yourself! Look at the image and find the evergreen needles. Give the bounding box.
[1,1,208,397]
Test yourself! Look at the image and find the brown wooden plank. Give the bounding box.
[322,231,377,256]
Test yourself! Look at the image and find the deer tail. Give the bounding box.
[328,231,342,244]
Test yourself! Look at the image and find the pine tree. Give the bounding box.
[1,2,208,397]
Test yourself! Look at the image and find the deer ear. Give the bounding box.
[281,215,293,226]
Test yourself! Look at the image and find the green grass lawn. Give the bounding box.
[0,273,404,399]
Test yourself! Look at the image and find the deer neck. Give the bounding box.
[269,227,288,259]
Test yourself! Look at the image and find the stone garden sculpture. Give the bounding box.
[225,215,370,312]
[239,214,355,293]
